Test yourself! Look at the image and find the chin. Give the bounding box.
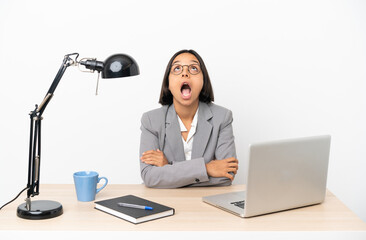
[174,98,199,107]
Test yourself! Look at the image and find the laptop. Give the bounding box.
[202,135,331,218]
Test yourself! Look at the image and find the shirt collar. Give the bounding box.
[177,107,199,132]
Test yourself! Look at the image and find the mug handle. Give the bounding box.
[96,177,108,194]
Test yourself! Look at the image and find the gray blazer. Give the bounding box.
[139,101,237,188]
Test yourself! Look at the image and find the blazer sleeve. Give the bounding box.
[139,112,210,188]
[215,109,237,160]
[190,109,236,187]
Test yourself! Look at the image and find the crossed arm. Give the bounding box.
[141,150,238,181]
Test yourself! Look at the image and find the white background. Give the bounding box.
[0,0,365,223]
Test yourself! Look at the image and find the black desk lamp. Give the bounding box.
[16,53,139,220]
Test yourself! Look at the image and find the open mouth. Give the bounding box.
[181,82,192,99]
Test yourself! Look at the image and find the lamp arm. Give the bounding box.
[26,53,79,201]
[37,53,79,116]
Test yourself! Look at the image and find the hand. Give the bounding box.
[141,149,169,167]
[205,157,238,181]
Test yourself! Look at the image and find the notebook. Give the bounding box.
[202,135,331,218]
[95,195,175,224]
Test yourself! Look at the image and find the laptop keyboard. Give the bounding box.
[231,200,245,209]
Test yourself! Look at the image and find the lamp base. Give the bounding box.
[17,200,63,220]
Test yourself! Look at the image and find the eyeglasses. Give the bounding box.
[170,64,201,75]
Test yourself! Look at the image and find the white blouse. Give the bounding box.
[176,108,199,161]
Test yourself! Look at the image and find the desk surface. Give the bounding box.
[1,184,365,231]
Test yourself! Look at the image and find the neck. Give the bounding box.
[173,100,199,121]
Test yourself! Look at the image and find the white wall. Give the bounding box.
[0,0,365,222]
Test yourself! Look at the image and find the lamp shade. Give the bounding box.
[102,54,140,79]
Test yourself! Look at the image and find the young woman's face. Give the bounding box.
[168,53,204,107]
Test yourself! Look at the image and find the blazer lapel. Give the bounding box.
[191,102,213,159]
[165,104,185,162]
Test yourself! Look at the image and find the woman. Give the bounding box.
[140,49,238,188]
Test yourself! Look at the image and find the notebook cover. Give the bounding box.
[94,195,175,224]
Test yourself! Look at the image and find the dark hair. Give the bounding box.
[159,49,214,105]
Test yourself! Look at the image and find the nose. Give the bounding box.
[181,66,190,78]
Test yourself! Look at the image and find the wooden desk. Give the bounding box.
[1,184,365,231]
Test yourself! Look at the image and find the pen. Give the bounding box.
[117,202,153,210]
